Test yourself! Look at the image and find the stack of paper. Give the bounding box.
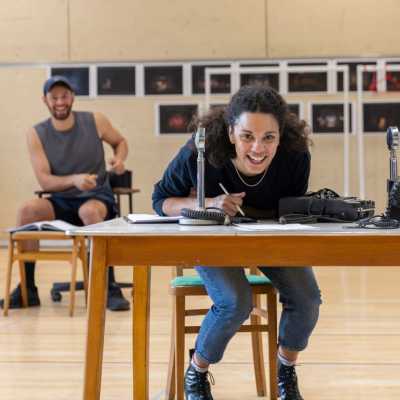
[233,223,319,231]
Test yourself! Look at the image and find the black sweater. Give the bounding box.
[152,139,310,218]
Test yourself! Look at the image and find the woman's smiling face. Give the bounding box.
[229,112,280,176]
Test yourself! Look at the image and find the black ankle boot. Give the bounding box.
[278,362,304,400]
[107,282,130,311]
[184,363,214,400]
[0,284,40,309]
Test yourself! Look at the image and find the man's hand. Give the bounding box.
[73,174,98,191]
[208,192,245,216]
[108,157,125,175]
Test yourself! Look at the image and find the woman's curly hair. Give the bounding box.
[189,85,310,167]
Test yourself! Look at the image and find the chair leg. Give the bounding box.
[16,241,28,308]
[166,309,176,400]
[3,237,15,316]
[175,295,186,400]
[80,239,89,304]
[69,238,79,317]
[251,293,267,397]
[267,291,278,400]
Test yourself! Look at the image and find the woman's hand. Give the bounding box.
[208,192,245,216]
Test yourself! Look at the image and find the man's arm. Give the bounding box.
[94,112,128,174]
[27,127,97,192]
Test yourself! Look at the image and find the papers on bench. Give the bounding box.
[125,213,181,223]
[233,223,319,231]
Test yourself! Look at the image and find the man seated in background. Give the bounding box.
[0,76,130,311]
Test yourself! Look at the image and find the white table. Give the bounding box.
[69,218,400,400]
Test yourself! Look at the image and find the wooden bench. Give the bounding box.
[3,231,88,317]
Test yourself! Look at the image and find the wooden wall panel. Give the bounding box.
[0,0,69,62]
[69,0,267,61]
[0,68,49,232]
[266,0,400,58]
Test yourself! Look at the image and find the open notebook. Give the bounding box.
[9,220,78,233]
[124,214,181,223]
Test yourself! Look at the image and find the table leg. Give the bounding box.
[132,265,151,400]
[83,238,108,400]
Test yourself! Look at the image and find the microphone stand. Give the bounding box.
[179,127,222,225]
[386,126,400,218]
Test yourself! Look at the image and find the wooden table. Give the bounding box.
[68,218,400,400]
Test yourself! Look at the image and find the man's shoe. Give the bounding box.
[184,363,214,400]
[0,284,40,309]
[107,283,130,311]
[278,362,304,400]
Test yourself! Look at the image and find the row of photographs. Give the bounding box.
[157,102,400,135]
[50,61,400,96]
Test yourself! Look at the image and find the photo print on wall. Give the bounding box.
[311,103,353,134]
[288,62,327,92]
[363,102,400,132]
[240,72,279,91]
[337,62,376,92]
[158,104,199,134]
[191,64,231,94]
[51,67,90,96]
[239,63,280,92]
[97,66,135,95]
[385,63,400,91]
[145,66,183,95]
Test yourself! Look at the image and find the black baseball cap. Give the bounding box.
[43,75,75,95]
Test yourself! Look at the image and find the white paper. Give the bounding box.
[126,213,181,223]
[233,223,319,231]
[9,219,78,232]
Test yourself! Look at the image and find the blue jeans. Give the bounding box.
[194,266,321,364]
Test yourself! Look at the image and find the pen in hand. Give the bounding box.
[218,183,245,217]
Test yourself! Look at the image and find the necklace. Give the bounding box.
[231,160,268,187]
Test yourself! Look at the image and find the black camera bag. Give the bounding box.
[278,189,375,222]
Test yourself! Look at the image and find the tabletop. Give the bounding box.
[66,217,400,237]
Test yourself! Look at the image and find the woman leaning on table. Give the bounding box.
[152,85,321,400]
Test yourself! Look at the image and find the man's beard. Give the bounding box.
[49,105,72,121]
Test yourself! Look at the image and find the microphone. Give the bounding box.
[386,126,400,220]
[179,126,226,225]
[195,126,206,209]
[387,126,399,183]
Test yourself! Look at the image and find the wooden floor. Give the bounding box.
[1,249,400,400]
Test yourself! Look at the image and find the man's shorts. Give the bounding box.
[48,195,117,226]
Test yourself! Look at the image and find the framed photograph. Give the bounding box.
[97,66,135,95]
[288,72,327,92]
[144,66,183,95]
[337,62,376,91]
[157,104,199,135]
[191,64,231,94]
[311,103,353,134]
[385,66,400,91]
[363,102,400,132]
[50,67,90,96]
[288,62,327,92]
[240,72,279,91]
